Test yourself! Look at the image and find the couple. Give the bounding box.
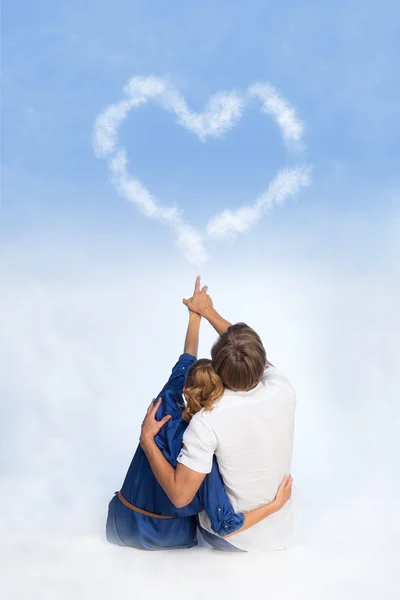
[106,277,296,552]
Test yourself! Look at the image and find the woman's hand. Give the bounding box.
[272,475,293,510]
[140,398,171,449]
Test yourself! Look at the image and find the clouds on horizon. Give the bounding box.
[93,76,311,262]
[1,256,399,599]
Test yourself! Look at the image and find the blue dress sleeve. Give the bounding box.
[155,353,197,420]
[153,354,197,465]
[198,456,245,536]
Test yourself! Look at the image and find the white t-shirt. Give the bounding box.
[177,366,296,551]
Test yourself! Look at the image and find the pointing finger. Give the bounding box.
[194,275,201,294]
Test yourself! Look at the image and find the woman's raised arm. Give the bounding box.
[183,311,201,356]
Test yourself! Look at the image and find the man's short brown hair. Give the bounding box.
[211,323,266,392]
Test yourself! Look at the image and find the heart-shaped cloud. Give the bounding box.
[93,76,311,263]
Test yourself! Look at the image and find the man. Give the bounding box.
[140,277,296,551]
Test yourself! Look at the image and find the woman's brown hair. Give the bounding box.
[182,359,224,421]
[211,322,266,392]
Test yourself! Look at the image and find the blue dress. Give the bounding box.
[106,353,245,550]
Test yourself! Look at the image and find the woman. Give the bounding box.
[106,307,292,551]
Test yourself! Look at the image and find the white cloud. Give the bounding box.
[93,76,310,263]
[109,150,179,221]
[93,99,135,159]
[1,255,399,599]
[207,165,312,238]
[175,224,209,265]
[249,83,305,146]
[109,150,208,264]
[161,87,244,141]
[93,76,167,158]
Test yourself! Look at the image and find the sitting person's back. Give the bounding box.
[177,324,296,551]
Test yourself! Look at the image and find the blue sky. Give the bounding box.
[1,3,400,597]
[2,0,399,272]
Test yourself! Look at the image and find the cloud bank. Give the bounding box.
[93,76,311,262]
[1,256,398,599]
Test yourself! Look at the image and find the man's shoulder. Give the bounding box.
[262,366,296,395]
[185,408,216,432]
[185,403,224,433]
[191,392,242,424]
[190,406,215,423]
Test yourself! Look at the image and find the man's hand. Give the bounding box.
[271,475,293,510]
[183,275,213,316]
[140,398,171,448]
[140,396,207,508]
